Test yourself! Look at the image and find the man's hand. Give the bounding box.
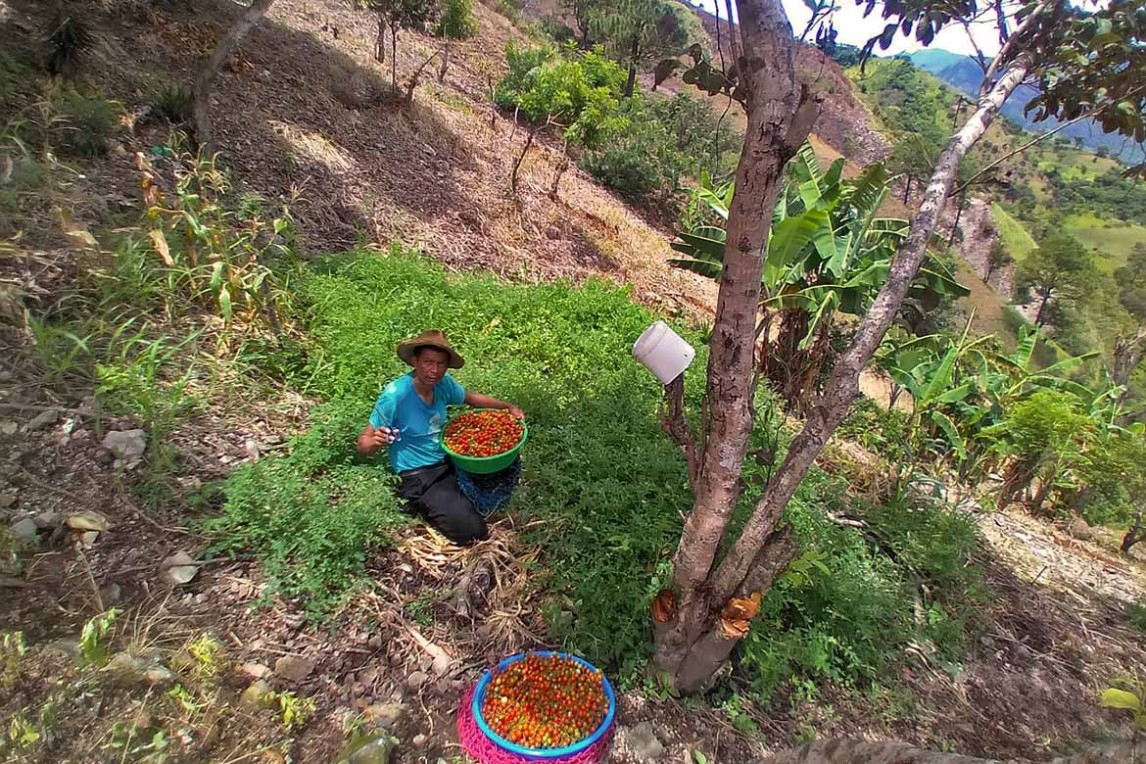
[508,405,525,420]
[357,425,397,456]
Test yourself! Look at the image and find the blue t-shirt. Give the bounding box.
[369,372,467,473]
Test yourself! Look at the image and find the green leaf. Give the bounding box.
[1099,688,1142,712]
[931,410,967,462]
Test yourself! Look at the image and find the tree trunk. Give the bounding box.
[1034,288,1052,327]
[664,51,1035,691]
[1122,509,1145,555]
[624,36,639,98]
[724,0,740,66]
[947,190,965,247]
[192,0,276,151]
[375,16,385,63]
[1123,510,1141,552]
[510,127,535,195]
[390,24,398,88]
[549,139,570,199]
[652,0,821,685]
[438,40,452,83]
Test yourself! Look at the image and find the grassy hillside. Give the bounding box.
[991,203,1037,261]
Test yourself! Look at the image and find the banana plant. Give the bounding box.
[672,146,967,344]
[671,144,968,408]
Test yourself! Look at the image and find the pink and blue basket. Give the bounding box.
[456,651,617,763]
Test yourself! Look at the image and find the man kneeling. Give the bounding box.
[356,329,524,545]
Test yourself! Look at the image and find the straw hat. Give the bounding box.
[396,329,465,369]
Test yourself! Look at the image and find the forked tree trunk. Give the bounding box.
[192,0,276,151]
[652,0,822,688]
[375,16,386,62]
[653,0,1035,689]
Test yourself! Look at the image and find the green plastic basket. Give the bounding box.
[440,409,528,475]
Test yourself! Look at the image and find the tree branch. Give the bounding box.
[661,374,701,490]
[708,48,1037,607]
[952,88,1144,197]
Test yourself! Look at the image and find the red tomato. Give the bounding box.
[444,410,524,459]
[481,654,608,749]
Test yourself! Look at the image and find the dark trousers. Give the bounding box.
[397,462,488,545]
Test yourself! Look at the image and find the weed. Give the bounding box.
[133,150,299,331]
[41,4,95,79]
[151,82,192,125]
[80,608,120,666]
[175,633,227,682]
[1,631,26,690]
[265,690,316,730]
[1128,598,1146,633]
[48,86,121,157]
[5,713,40,751]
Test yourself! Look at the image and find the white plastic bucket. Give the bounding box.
[632,320,696,385]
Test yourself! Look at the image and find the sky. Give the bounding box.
[688,0,1008,57]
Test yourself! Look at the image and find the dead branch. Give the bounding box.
[660,374,700,490]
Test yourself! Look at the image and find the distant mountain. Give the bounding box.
[906,50,1127,158]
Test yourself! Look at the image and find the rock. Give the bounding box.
[33,511,59,529]
[10,518,38,543]
[364,702,403,730]
[25,408,60,431]
[405,670,430,690]
[1067,517,1097,541]
[411,733,427,749]
[274,655,316,682]
[160,551,198,586]
[0,492,16,508]
[80,530,99,548]
[0,421,18,436]
[240,680,273,709]
[144,665,174,687]
[100,583,122,605]
[66,510,109,532]
[335,733,397,764]
[102,429,147,469]
[239,662,272,680]
[625,722,665,761]
[106,652,148,683]
[244,439,260,460]
[44,637,83,666]
[177,476,202,492]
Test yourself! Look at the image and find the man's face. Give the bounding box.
[412,347,450,386]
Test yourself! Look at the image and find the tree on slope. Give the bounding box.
[651,0,1146,694]
[591,0,700,97]
[365,0,439,88]
[435,0,477,82]
[1016,232,1098,328]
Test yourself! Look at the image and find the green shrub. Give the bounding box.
[582,90,740,202]
[151,81,192,124]
[205,399,412,616]
[436,0,478,39]
[50,86,121,156]
[740,468,985,699]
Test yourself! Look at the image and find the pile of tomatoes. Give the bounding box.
[481,654,608,749]
[443,409,524,458]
